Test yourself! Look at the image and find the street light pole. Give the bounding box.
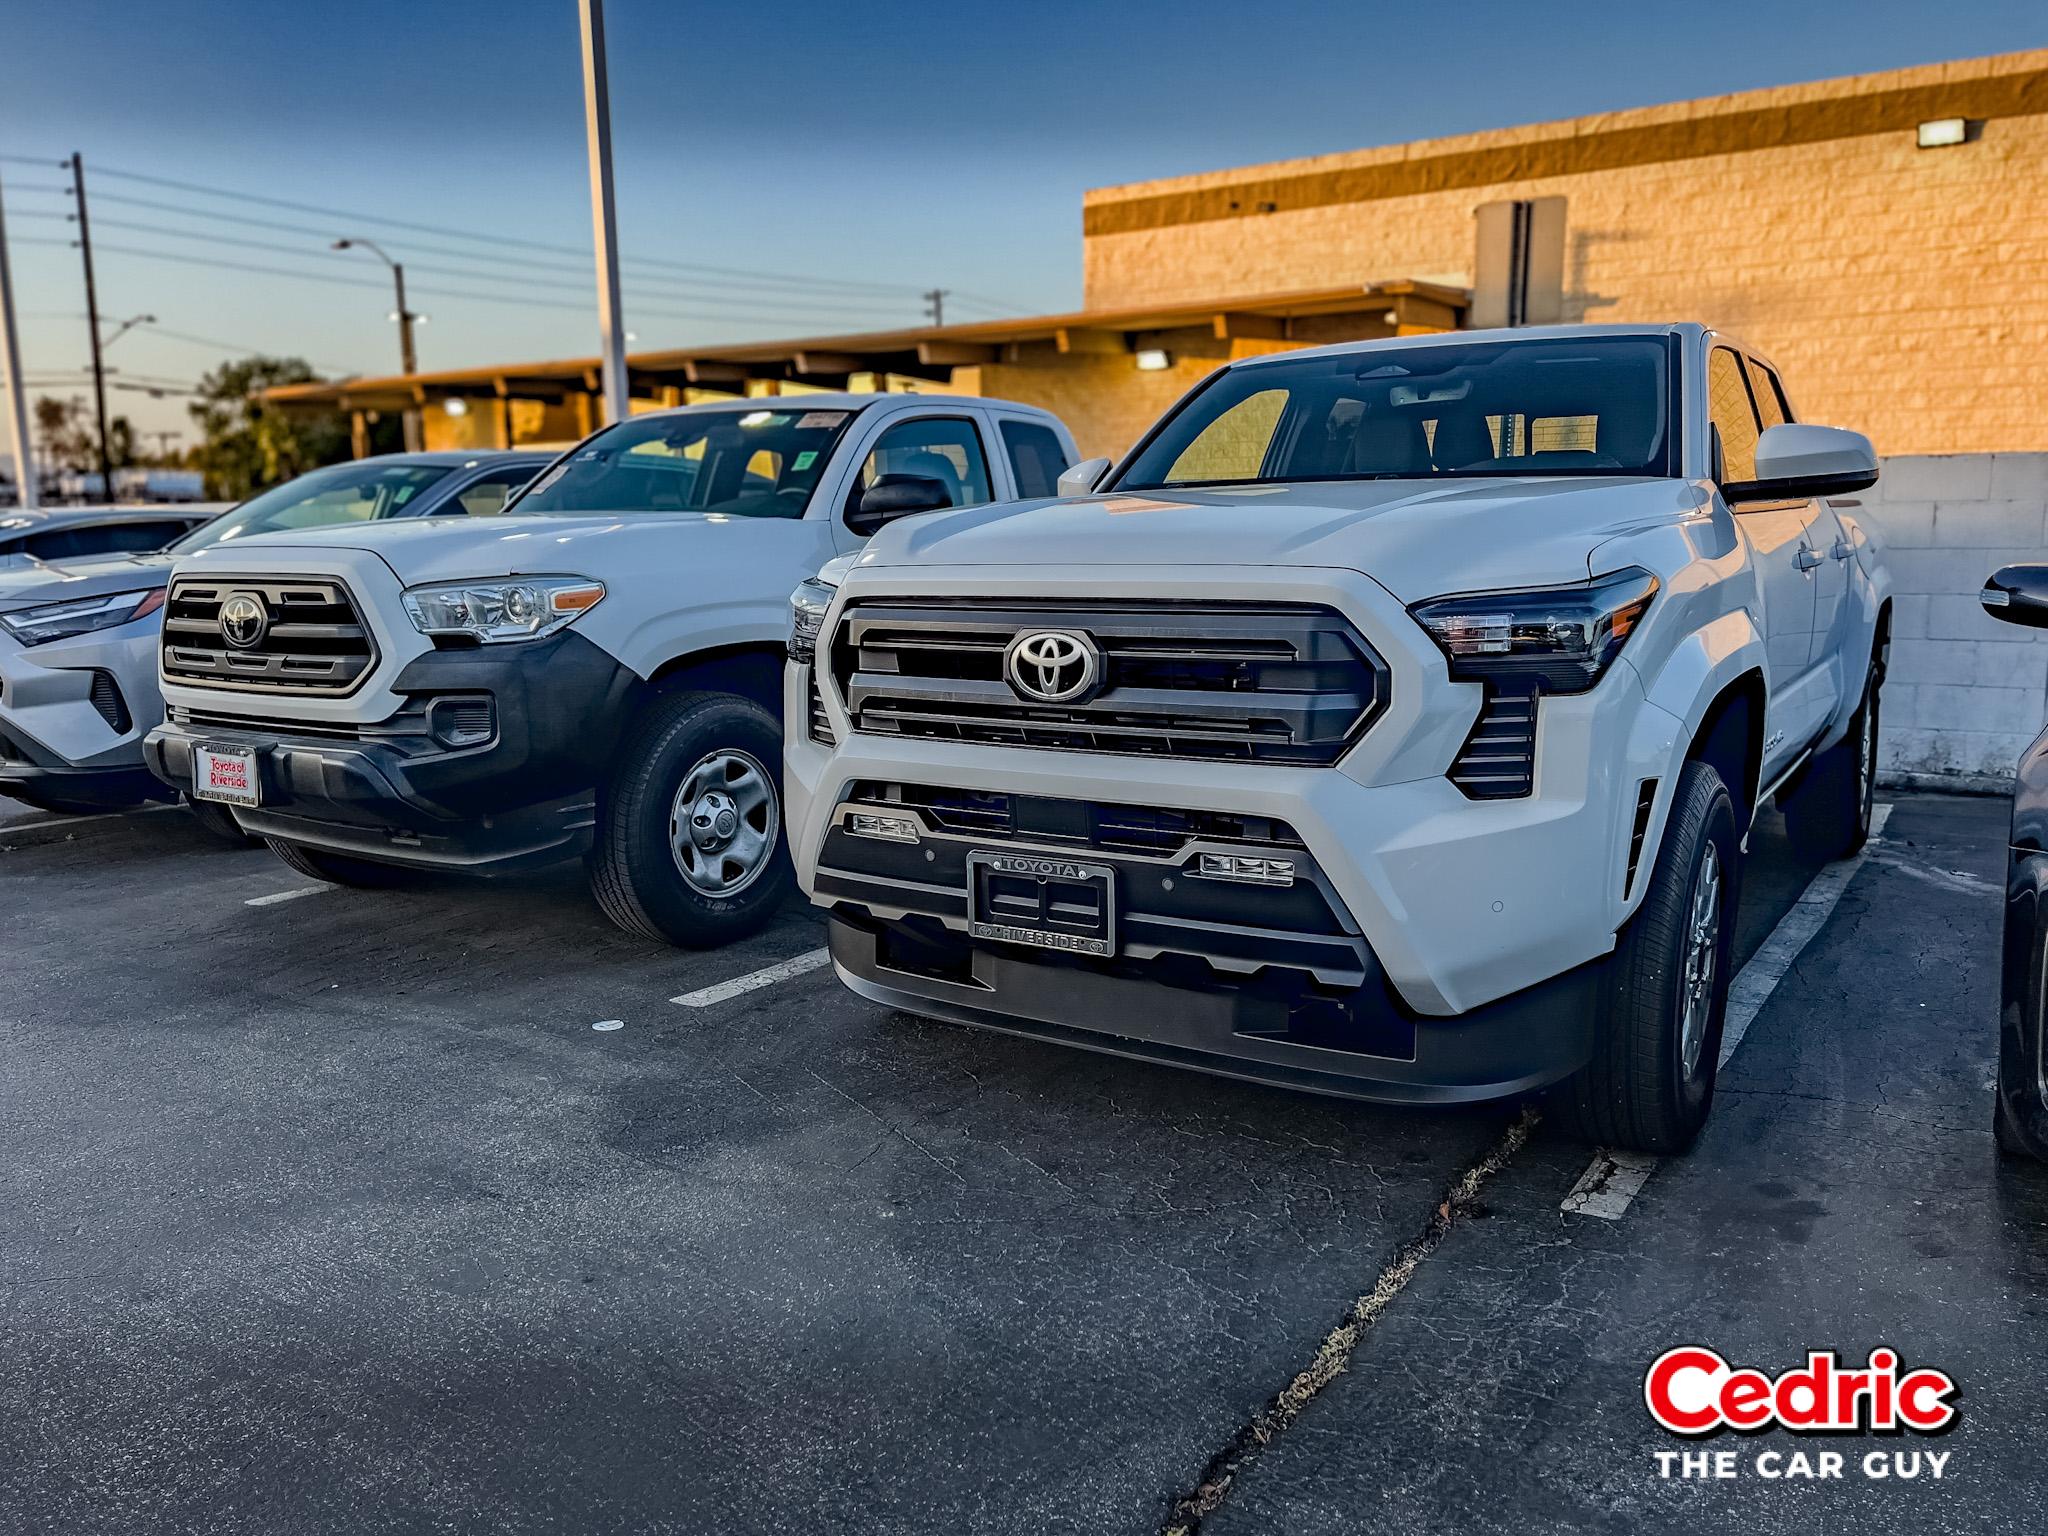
[70,154,114,501]
[0,167,39,509]
[579,0,629,425]
[332,237,421,449]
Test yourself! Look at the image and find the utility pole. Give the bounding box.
[332,238,420,449]
[70,154,114,502]
[0,167,37,509]
[579,0,628,425]
[923,289,947,326]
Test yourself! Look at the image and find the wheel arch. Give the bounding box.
[1686,669,1766,831]
[645,642,787,716]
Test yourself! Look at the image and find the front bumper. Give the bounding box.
[144,630,639,873]
[0,615,169,808]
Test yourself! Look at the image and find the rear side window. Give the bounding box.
[1707,348,1761,484]
[999,419,1071,499]
[1744,357,1794,428]
[448,466,544,516]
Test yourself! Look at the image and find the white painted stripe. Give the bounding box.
[1562,803,1892,1220]
[245,885,329,907]
[670,947,832,1008]
[2,804,178,836]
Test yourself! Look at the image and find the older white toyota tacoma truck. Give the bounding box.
[144,394,1076,946]
[787,325,1889,1152]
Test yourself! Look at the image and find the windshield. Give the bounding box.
[1115,336,1675,491]
[171,462,455,552]
[508,406,859,519]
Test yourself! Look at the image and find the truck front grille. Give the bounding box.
[830,599,1386,765]
[162,576,376,696]
[1449,687,1537,799]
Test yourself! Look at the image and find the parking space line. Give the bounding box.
[1561,803,1893,1221]
[670,947,832,1008]
[245,886,330,908]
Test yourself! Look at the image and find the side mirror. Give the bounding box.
[1722,423,1878,503]
[1983,564,2048,631]
[1056,457,1112,498]
[847,473,952,536]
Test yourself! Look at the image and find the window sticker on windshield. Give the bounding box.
[795,411,849,430]
[792,451,819,472]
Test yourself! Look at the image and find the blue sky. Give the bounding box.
[2,0,2043,446]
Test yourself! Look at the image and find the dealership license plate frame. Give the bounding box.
[192,743,261,807]
[966,849,1117,958]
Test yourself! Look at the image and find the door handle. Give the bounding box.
[1832,539,1854,561]
[1795,547,1824,571]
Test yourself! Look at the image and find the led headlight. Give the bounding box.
[0,587,165,647]
[1409,567,1658,694]
[402,576,604,643]
[788,553,857,665]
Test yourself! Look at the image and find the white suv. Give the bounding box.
[145,394,1076,947]
[787,326,1889,1153]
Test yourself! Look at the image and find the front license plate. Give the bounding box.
[193,744,260,807]
[967,850,1116,957]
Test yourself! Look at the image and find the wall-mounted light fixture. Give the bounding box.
[443,398,469,418]
[1134,349,1172,372]
[1917,118,1968,149]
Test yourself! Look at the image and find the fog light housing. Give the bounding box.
[847,811,920,844]
[1195,852,1295,886]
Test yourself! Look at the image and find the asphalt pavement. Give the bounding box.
[2,792,2042,1534]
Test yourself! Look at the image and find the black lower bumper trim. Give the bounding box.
[828,915,1598,1106]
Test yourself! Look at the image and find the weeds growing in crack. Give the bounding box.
[1159,1103,1542,1535]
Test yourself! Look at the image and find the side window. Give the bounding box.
[847,415,992,515]
[999,419,1071,499]
[23,523,185,559]
[1707,348,1761,485]
[447,467,543,517]
[1164,388,1287,484]
[1743,358,1794,428]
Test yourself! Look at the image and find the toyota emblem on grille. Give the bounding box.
[1005,629,1100,704]
[218,592,270,650]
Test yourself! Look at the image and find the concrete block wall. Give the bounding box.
[1863,453,2048,790]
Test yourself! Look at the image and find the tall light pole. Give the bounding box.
[332,236,421,449]
[579,0,629,425]
[70,154,114,501]
[100,312,157,351]
[0,167,38,509]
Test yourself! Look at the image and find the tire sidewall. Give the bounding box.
[605,693,791,944]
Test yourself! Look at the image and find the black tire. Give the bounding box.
[1782,667,1880,861]
[1994,1083,2037,1161]
[1551,760,1740,1154]
[184,794,259,846]
[588,689,792,947]
[264,837,415,888]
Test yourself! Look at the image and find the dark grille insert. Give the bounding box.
[1449,687,1537,799]
[832,599,1386,765]
[807,669,835,746]
[846,782,1306,856]
[1625,779,1658,896]
[87,670,131,734]
[162,575,375,695]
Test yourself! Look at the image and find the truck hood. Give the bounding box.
[177,513,722,587]
[866,476,1705,602]
[0,551,175,612]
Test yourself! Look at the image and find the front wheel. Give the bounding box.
[588,690,792,947]
[1551,759,1740,1155]
[264,837,416,888]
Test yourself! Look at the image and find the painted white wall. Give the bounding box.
[1859,453,2048,791]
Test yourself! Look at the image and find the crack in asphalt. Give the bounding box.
[1159,1104,1542,1534]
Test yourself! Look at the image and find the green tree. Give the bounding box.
[32,396,143,476]
[187,356,349,500]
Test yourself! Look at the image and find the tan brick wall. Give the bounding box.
[1082,51,2048,457]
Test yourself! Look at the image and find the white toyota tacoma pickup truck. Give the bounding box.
[787,325,1889,1152]
[143,393,1077,946]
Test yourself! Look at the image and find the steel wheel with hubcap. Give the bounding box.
[668,748,779,898]
[590,689,793,948]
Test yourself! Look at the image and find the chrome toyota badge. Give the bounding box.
[219,592,270,650]
[1004,629,1100,704]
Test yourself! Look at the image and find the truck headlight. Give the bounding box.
[788,553,857,664]
[0,587,165,647]
[1409,567,1657,694]
[402,576,604,644]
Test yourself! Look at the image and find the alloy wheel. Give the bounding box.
[1677,839,1724,1078]
[668,748,779,897]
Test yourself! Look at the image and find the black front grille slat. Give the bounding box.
[162,575,376,697]
[1449,689,1538,798]
[806,669,835,746]
[846,782,1305,856]
[833,599,1386,766]
[88,670,131,734]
